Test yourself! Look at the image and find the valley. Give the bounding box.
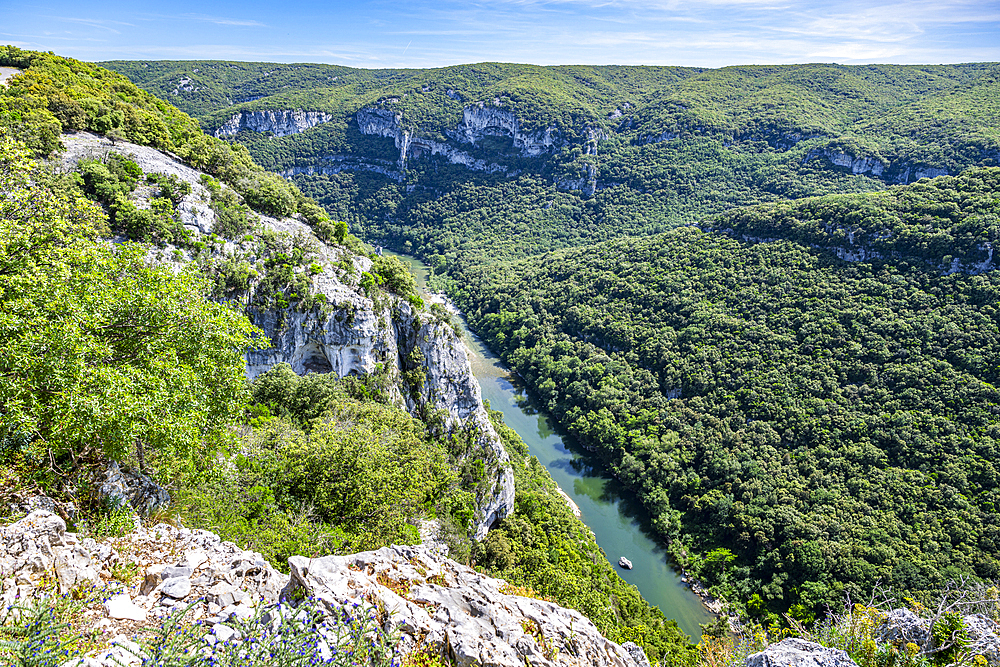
[3,43,1000,667]
[98,55,1000,625]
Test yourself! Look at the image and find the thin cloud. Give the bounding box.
[182,14,268,27]
[45,16,135,34]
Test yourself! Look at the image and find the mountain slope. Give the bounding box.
[105,59,1000,274]
[454,168,1000,622]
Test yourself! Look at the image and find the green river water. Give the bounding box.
[388,252,715,640]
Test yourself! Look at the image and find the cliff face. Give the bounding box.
[357,107,513,173]
[447,104,564,156]
[214,109,332,138]
[54,132,515,541]
[804,147,951,184]
[247,279,515,539]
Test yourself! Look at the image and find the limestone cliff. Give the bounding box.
[53,131,515,540]
[214,109,332,138]
[357,107,513,173]
[804,146,950,184]
[446,103,564,156]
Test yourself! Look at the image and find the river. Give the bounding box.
[387,251,716,640]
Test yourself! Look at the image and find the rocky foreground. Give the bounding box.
[7,508,1000,667]
[0,510,646,667]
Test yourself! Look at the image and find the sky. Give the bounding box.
[3,0,999,69]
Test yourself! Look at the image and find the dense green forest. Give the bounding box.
[448,169,1000,623]
[0,48,694,663]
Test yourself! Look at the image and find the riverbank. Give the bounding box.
[386,250,718,640]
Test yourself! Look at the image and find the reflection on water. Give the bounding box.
[386,251,715,641]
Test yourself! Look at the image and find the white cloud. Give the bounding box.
[182,15,268,27]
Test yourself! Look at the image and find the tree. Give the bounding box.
[0,135,261,475]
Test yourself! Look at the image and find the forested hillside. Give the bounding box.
[0,47,693,662]
[106,60,1000,274]
[452,169,1000,623]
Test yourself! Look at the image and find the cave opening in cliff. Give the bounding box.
[299,342,333,375]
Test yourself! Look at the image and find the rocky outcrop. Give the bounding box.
[286,543,644,667]
[356,102,580,172]
[807,148,887,177]
[963,614,1000,666]
[57,132,219,237]
[281,159,404,182]
[213,109,332,138]
[100,461,171,516]
[357,107,513,173]
[1,513,648,667]
[804,147,949,184]
[404,311,516,538]
[556,163,598,197]
[248,289,515,538]
[746,638,858,667]
[447,104,564,156]
[876,608,930,646]
[0,510,102,600]
[875,609,1000,665]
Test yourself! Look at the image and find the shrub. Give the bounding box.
[240,172,297,218]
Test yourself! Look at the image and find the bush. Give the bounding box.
[372,255,417,297]
[240,172,297,218]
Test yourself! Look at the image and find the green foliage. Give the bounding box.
[0,136,260,475]
[0,48,330,224]
[177,364,454,562]
[0,596,88,667]
[371,254,417,298]
[0,46,198,156]
[240,171,298,218]
[201,174,255,239]
[90,505,137,539]
[146,171,192,204]
[708,167,1000,269]
[930,612,968,665]
[457,171,1000,620]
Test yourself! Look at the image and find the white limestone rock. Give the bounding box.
[964,614,1000,667]
[746,638,858,667]
[285,544,643,667]
[213,110,332,138]
[876,608,930,647]
[100,461,170,516]
[105,593,147,622]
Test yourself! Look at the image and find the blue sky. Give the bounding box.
[3,0,999,68]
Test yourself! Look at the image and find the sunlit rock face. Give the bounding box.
[214,110,332,138]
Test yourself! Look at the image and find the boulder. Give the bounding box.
[621,641,651,667]
[746,638,858,667]
[964,614,1000,666]
[0,510,99,596]
[100,461,170,516]
[876,608,930,647]
[161,576,192,599]
[105,593,147,622]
